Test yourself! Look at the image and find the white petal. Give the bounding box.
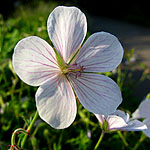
[47,6,87,62]
[120,120,147,131]
[69,73,122,115]
[143,129,150,138]
[143,118,150,137]
[94,114,105,125]
[132,109,141,119]
[106,115,128,130]
[112,110,129,122]
[36,74,77,129]
[13,36,59,86]
[133,99,150,119]
[75,32,124,72]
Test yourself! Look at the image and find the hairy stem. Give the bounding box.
[10,128,27,150]
[21,111,39,148]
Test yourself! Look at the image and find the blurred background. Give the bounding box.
[1,0,150,103]
[0,0,150,150]
[1,0,150,24]
[1,0,150,25]
[1,0,150,67]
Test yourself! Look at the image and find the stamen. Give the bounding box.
[61,63,84,78]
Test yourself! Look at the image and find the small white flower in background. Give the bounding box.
[21,96,28,103]
[0,102,9,114]
[37,27,42,32]
[132,98,150,137]
[124,56,136,65]
[12,6,124,129]
[95,110,147,131]
[87,130,91,138]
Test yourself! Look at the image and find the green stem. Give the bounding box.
[117,131,128,147]
[21,111,39,148]
[11,128,27,150]
[133,133,146,150]
[94,130,105,150]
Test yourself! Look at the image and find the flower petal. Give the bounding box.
[47,6,87,62]
[112,110,129,122]
[35,74,77,129]
[75,32,124,72]
[107,115,128,130]
[120,120,147,131]
[132,109,141,119]
[143,118,150,137]
[132,99,150,119]
[94,114,105,125]
[68,73,122,115]
[12,36,59,86]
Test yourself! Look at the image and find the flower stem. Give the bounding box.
[133,133,146,150]
[10,128,27,150]
[21,111,39,148]
[117,131,128,147]
[94,130,105,150]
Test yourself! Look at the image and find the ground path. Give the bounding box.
[87,15,150,67]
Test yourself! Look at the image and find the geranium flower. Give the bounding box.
[12,6,124,129]
[132,98,150,137]
[95,110,147,131]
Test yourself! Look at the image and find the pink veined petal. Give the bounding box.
[106,115,128,130]
[47,6,87,63]
[111,110,147,131]
[75,32,124,72]
[68,73,122,115]
[107,116,147,131]
[12,36,59,86]
[94,114,105,125]
[35,74,77,129]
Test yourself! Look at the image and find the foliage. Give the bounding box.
[0,1,150,150]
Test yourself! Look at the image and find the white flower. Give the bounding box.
[12,6,124,129]
[95,110,147,131]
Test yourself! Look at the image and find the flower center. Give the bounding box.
[61,63,84,78]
